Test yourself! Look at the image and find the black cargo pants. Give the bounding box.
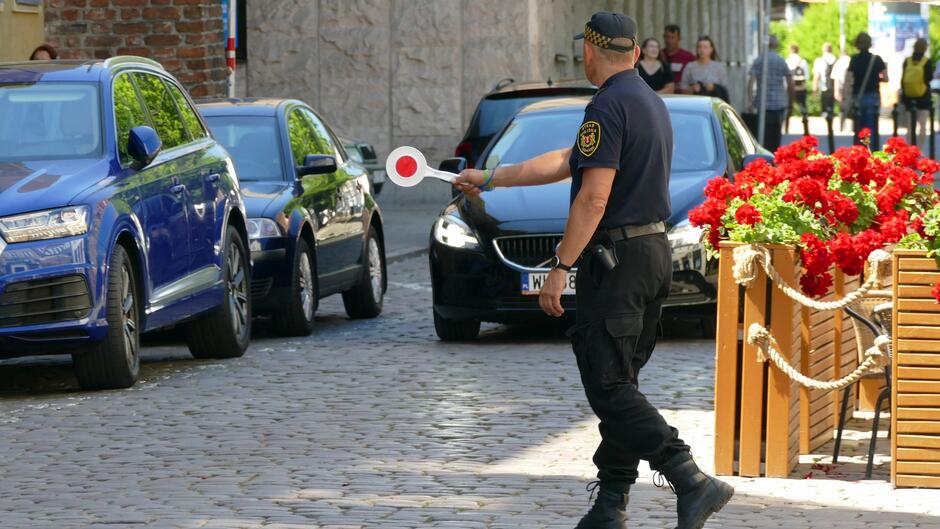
[570,232,690,486]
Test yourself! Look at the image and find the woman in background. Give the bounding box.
[680,36,728,101]
[638,38,675,94]
[30,44,59,61]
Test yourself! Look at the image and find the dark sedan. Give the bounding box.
[198,98,386,336]
[430,95,769,340]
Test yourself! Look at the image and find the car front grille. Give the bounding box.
[251,277,273,300]
[494,235,563,269]
[0,275,92,328]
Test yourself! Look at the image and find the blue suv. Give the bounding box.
[0,58,251,389]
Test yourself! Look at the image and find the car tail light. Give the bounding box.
[455,141,474,168]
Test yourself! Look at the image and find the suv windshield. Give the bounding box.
[204,115,285,181]
[475,93,592,137]
[483,110,718,173]
[0,83,101,161]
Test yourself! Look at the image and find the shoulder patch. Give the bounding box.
[578,120,601,157]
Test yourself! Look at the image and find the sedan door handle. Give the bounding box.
[170,184,186,194]
[207,173,221,183]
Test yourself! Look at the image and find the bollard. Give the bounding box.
[909,106,917,146]
[930,103,936,159]
[827,114,835,154]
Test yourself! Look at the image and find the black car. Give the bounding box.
[430,95,770,341]
[198,98,386,336]
[455,78,597,167]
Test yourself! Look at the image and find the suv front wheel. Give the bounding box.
[186,225,251,359]
[73,244,140,390]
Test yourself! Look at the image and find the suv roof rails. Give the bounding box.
[103,56,165,71]
[491,78,515,91]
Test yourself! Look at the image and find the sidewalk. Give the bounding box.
[782,115,937,155]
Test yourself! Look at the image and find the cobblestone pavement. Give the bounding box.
[1,256,938,529]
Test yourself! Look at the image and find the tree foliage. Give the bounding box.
[771,1,869,68]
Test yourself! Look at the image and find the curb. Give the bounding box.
[387,246,428,263]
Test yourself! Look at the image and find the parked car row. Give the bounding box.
[0,57,385,389]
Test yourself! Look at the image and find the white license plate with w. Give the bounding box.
[521,272,576,296]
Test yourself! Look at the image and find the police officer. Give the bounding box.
[455,11,733,529]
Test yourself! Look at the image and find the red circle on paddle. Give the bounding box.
[396,155,418,178]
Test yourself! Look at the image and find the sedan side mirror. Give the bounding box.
[742,153,774,168]
[439,157,467,175]
[128,126,162,170]
[297,154,337,178]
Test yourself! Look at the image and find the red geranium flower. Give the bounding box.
[734,204,762,225]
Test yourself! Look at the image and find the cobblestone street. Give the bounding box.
[1,256,938,529]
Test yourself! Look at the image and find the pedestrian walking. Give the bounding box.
[813,42,838,121]
[844,32,887,147]
[680,36,728,101]
[899,38,933,150]
[663,24,695,85]
[638,38,675,94]
[832,51,852,132]
[786,44,810,135]
[29,44,58,61]
[454,11,734,529]
[747,34,793,151]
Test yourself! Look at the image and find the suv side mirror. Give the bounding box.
[297,154,337,177]
[128,126,162,169]
[441,158,468,198]
[742,153,774,168]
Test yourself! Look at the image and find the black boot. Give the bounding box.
[574,481,629,529]
[656,452,734,529]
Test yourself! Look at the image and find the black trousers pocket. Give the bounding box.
[573,315,644,389]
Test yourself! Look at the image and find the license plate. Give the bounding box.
[521,272,577,296]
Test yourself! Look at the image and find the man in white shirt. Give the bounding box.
[786,44,810,134]
[813,42,838,122]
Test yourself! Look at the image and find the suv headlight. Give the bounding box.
[667,220,703,248]
[247,218,282,240]
[433,212,480,250]
[0,205,90,243]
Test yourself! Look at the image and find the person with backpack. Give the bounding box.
[844,32,887,148]
[900,38,933,150]
[813,42,838,123]
[786,44,810,135]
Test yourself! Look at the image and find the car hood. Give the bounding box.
[239,180,293,218]
[0,159,109,217]
[457,170,715,233]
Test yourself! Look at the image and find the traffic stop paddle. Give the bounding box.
[385,146,458,187]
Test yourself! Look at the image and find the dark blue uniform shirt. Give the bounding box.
[568,68,673,228]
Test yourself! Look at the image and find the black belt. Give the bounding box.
[597,221,666,243]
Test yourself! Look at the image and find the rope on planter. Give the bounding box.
[746,323,889,391]
[732,244,892,312]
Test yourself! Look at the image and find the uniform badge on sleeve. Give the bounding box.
[577,121,601,157]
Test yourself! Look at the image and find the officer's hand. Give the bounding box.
[453,169,485,197]
[539,269,566,317]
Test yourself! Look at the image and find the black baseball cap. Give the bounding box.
[574,11,638,53]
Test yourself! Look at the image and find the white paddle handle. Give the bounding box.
[427,168,458,183]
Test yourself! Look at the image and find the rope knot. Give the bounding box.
[866,249,892,289]
[732,244,771,288]
[746,323,772,362]
[865,334,891,367]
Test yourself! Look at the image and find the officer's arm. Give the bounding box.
[493,147,572,187]
[554,167,615,267]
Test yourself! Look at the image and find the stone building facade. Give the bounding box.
[245,0,761,191]
[43,0,228,98]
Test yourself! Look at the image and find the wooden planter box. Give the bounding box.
[714,242,859,477]
[892,249,940,489]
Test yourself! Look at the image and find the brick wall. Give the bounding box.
[43,0,227,97]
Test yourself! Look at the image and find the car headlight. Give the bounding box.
[247,218,282,240]
[0,205,90,243]
[667,220,704,248]
[433,212,480,250]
